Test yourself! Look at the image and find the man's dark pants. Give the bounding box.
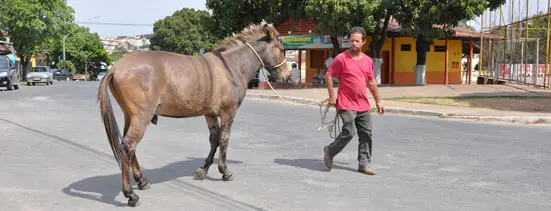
[326,109,373,168]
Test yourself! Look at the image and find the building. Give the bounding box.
[101,36,151,54]
[275,18,497,86]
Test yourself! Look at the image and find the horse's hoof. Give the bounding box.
[138,180,151,190]
[150,114,158,125]
[127,193,141,207]
[194,168,207,180]
[222,171,234,181]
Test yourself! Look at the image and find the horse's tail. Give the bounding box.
[97,71,127,169]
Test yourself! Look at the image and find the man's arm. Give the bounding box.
[326,74,336,104]
[367,78,384,113]
[325,58,340,106]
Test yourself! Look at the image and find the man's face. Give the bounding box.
[349,32,365,52]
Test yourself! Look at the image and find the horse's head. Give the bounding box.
[215,22,290,81]
[248,23,289,81]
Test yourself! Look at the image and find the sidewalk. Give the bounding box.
[246,84,551,124]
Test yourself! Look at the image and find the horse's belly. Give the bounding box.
[156,100,212,118]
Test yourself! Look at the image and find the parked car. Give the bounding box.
[73,73,90,81]
[26,66,54,86]
[53,69,73,81]
[96,71,106,81]
[0,55,19,90]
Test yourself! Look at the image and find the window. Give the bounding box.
[400,44,411,51]
[434,45,447,52]
[0,58,8,69]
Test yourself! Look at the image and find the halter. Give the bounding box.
[244,42,287,69]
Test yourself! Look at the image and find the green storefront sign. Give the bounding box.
[280,35,323,47]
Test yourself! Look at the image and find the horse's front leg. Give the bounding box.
[218,110,236,181]
[194,115,220,180]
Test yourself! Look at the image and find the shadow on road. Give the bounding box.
[273,158,356,172]
[61,157,242,207]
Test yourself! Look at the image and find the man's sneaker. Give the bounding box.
[323,146,333,170]
[358,167,376,175]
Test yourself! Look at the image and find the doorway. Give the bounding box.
[381,51,390,84]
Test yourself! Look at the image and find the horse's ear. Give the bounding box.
[263,24,275,40]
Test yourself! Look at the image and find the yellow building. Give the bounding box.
[15,55,37,67]
[276,18,491,85]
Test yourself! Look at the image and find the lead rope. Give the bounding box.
[244,42,338,138]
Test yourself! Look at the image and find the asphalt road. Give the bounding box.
[1,82,550,211]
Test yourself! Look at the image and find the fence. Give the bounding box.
[479,0,551,89]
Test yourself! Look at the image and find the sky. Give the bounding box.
[67,0,546,37]
[470,0,546,32]
[67,0,208,37]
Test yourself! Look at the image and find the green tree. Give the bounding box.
[0,0,74,78]
[206,0,287,38]
[393,0,506,85]
[109,46,129,63]
[47,24,111,75]
[368,0,400,59]
[149,8,222,55]
[304,0,379,57]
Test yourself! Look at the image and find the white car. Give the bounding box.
[26,66,54,86]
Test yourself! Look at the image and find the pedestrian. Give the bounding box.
[323,26,384,175]
[313,68,325,84]
[289,63,301,85]
[257,67,271,88]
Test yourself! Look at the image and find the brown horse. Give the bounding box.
[97,23,288,207]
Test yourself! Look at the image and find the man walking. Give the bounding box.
[323,26,384,175]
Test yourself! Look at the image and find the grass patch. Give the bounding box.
[386,95,550,101]
[385,95,551,113]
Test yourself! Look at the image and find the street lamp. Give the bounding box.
[62,16,100,70]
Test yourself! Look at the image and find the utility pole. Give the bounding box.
[63,35,67,70]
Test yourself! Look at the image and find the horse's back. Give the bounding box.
[110,51,229,118]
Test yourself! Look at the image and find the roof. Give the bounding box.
[275,18,325,36]
[275,17,500,39]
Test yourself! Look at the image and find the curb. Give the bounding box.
[246,93,320,105]
[245,93,551,125]
[444,115,551,124]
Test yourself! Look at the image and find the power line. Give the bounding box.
[75,21,153,26]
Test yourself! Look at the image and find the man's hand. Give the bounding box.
[376,101,384,114]
[329,95,337,106]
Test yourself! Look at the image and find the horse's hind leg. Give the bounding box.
[120,156,137,206]
[121,116,149,207]
[218,110,236,181]
[132,154,150,190]
[194,115,220,180]
[124,114,151,190]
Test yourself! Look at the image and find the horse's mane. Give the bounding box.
[214,23,277,52]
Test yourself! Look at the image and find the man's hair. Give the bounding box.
[348,26,366,40]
